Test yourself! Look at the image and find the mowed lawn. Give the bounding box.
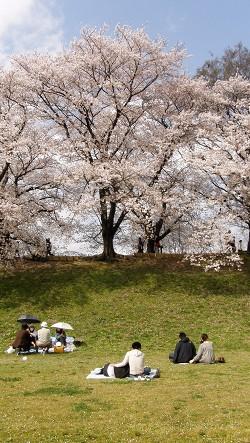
[0,255,249,443]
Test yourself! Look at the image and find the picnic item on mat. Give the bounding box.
[54,342,64,353]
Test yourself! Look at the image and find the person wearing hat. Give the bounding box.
[36,321,52,351]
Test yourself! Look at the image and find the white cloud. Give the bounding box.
[0,0,63,66]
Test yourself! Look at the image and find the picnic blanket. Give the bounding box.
[86,367,160,380]
[5,336,76,354]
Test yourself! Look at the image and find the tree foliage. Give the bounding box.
[0,70,62,262]
[0,28,249,262]
[196,42,250,85]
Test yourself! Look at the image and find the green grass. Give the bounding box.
[0,255,249,442]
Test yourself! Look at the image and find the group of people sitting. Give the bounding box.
[99,332,218,379]
[170,331,216,364]
[11,325,220,369]
[12,321,67,353]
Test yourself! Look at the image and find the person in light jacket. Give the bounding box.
[36,321,52,350]
[189,333,215,364]
[111,341,145,376]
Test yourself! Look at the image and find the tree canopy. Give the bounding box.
[196,42,250,85]
[0,29,249,261]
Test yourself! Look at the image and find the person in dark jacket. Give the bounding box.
[12,324,34,352]
[170,332,196,363]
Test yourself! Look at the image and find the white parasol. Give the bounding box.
[51,322,73,330]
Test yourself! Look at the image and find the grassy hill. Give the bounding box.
[0,255,249,443]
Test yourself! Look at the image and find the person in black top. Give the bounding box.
[170,332,196,363]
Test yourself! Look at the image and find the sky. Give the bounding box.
[0,0,250,73]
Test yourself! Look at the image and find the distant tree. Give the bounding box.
[196,42,250,85]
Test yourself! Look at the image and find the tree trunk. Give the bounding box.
[102,229,116,260]
[0,162,10,184]
[99,189,126,261]
[0,224,11,263]
[153,214,183,245]
[247,223,250,254]
[147,238,155,253]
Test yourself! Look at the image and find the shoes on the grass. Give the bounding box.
[154,368,160,378]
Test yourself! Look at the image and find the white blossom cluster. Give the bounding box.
[184,252,244,272]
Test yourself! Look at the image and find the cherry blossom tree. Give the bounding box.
[190,76,250,253]
[14,26,191,259]
[8,25,249,261]
[126,75,216,252]
[0,70,62,262]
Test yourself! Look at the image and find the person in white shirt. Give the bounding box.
[111,342,145,376]
[36,321,52,350]
[189,333,215,364]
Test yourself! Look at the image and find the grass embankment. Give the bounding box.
[0,255,249,443]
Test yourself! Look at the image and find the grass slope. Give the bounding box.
[0,255,249,443]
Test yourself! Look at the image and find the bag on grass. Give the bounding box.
[216,356,225,363]
[54,342,64,353]
[6,346,15,354]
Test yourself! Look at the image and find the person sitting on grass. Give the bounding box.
[108,341,145,377]
[189,333,215,364]
[170,331,196,364]
[12,323,34,353]
[29,325,38,342]
[36,321,52,352]
[55,328,67,346]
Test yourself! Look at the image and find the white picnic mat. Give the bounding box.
[86,368,160,380]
